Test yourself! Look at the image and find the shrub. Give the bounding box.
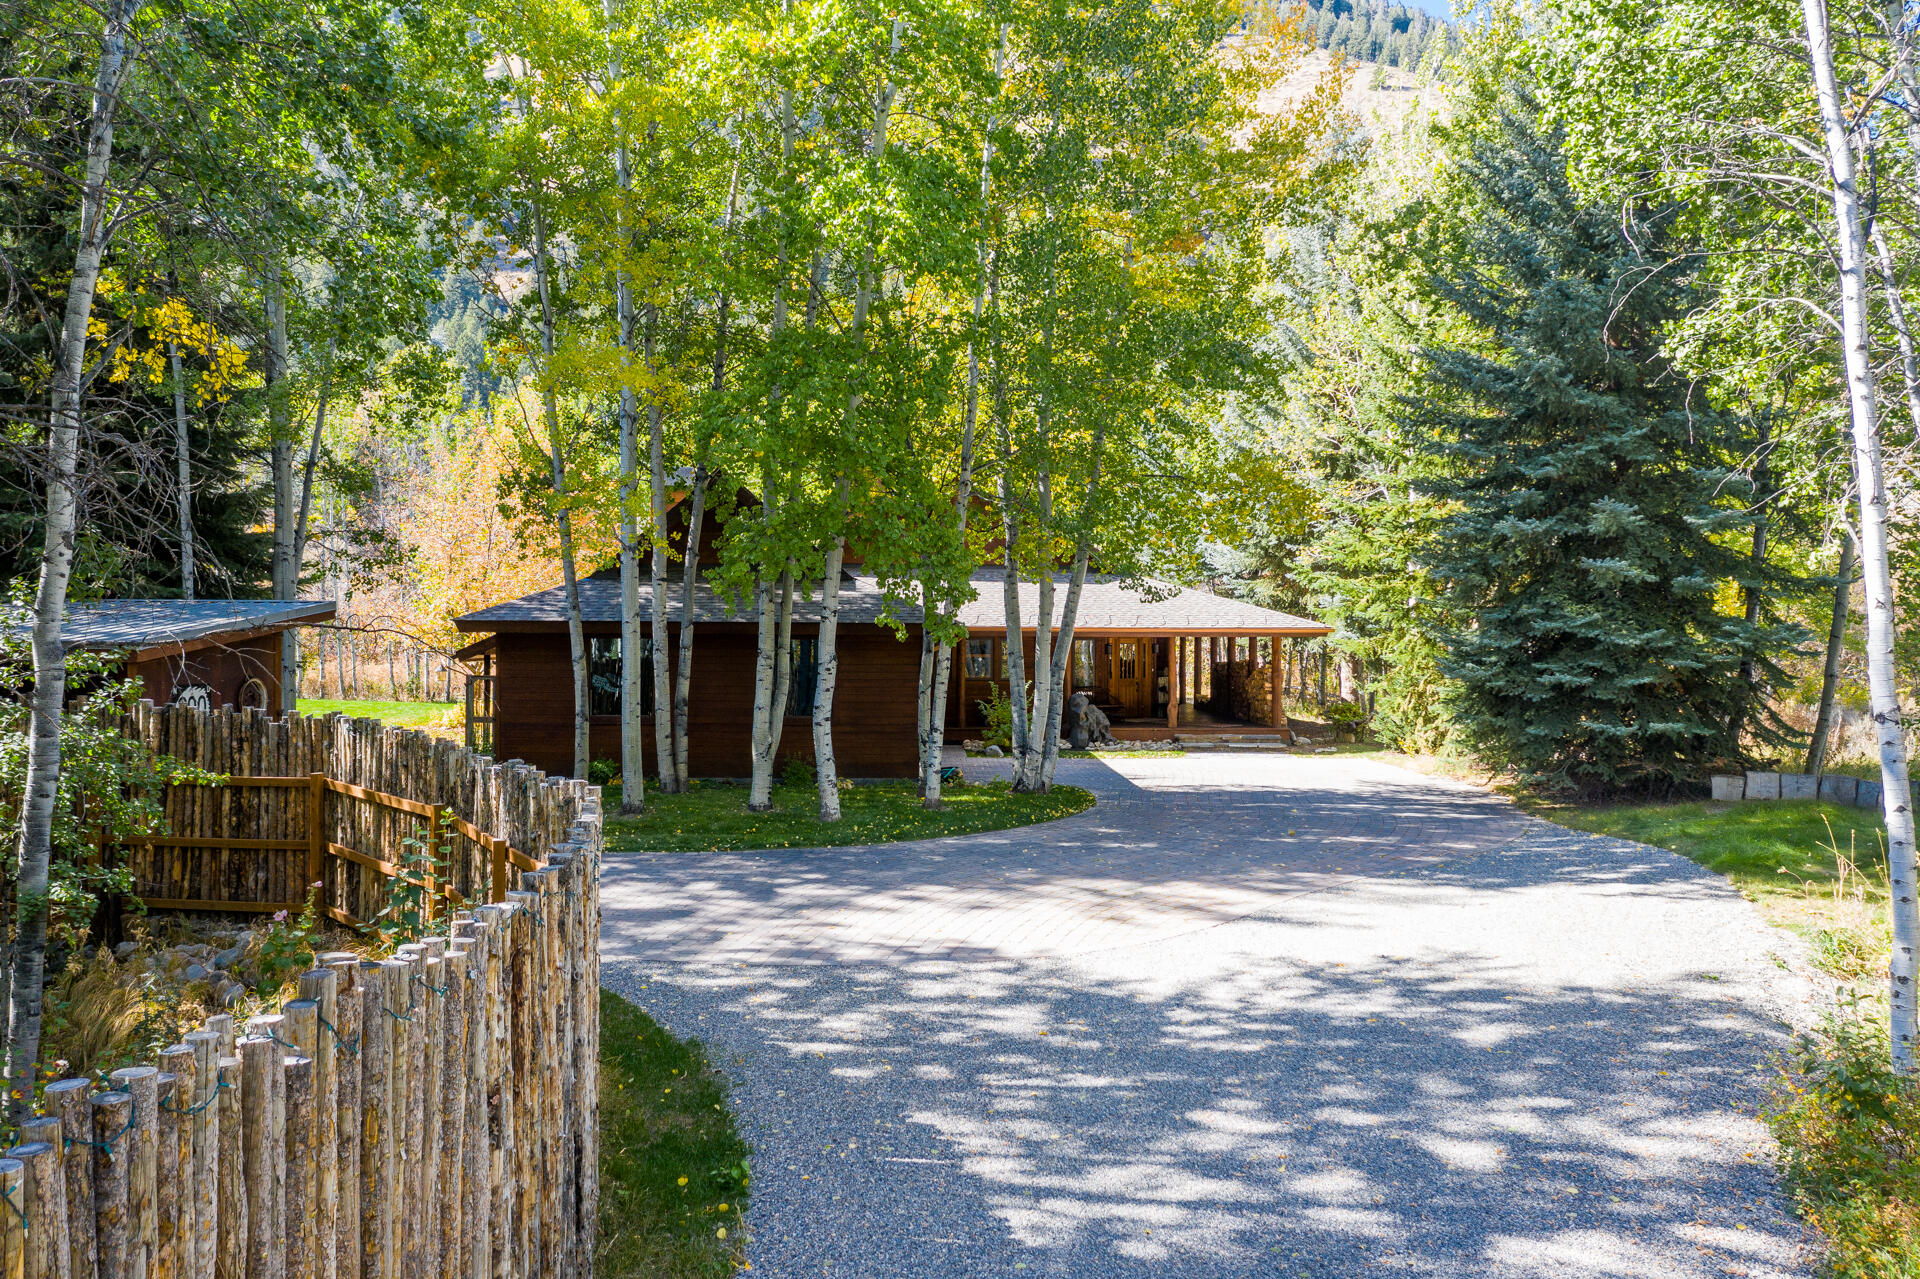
[779,757,815,790]
[588,759,619,787]
[977,688,1015,751]
[1326,700,1367,727]
[1768,1005,1920,1277]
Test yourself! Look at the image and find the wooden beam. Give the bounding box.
[1167,637,1180,731]
[1270,635,1284,729]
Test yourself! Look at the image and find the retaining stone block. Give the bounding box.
[1818,774,1859,805]
[1857,779,1883,809]
[1781,772,1818,801]
[1744,771,1781,801]
[1710,775,1745,802]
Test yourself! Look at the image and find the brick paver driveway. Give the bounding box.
[600,753,1817,1278]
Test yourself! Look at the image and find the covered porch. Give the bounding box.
[947,571,1333,742]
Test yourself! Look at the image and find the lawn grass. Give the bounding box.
[603,777,1095,853]
[295,697,461,728]
[1523,795,1890,979]
[598,989,750,1278]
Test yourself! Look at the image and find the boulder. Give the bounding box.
[984,745,1004,758]
[1066,692,1117,749]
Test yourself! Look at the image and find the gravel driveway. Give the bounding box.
[600,753,1822,1278]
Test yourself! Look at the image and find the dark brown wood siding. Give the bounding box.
[129,634,283,711]
[490,622,923,779]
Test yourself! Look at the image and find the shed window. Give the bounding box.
[787,637,818,718]
[588,636,652,717]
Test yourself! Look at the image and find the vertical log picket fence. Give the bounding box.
[0,702,602,1279]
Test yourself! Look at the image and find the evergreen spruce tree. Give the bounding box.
[1412,102,1800,795]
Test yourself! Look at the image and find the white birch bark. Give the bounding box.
[672,463,708,785]
[170,344,194,599]
[267,258,300,711]
[9,0,142,1104]
[747,576,780,811]
[922,33,1005,806]
[530,199,591,780]
[609,3,646,813]
[645,311,676,791]
[1803,0,1920,1071]
[814,546,846,820]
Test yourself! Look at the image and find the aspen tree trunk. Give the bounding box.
[1036,422,1103,788]
[645,310,677,792]
[609,11,646,813]
[1870,221,1920,434]
[673,462,707,782]
[9,0,141,1108]
[997,411,1030,762]
[267,259,300,712]
[170,345,194,599]
[747,579,781,811]
[814,542,846,820]
[749,64,800,809]
[1803,0,1920,1071]
[1807,527,1856,777]
[530,200,591,780]
[812,20,903,811]
[923,39,1004,805]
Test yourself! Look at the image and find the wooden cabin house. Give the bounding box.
[455,500,1330,779]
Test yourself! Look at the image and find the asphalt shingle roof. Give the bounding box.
[458,568,1327,635]
[17,599,337,650]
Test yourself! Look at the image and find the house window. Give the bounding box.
[965,638,994,679]
[1072,639,1094,690]
[1115,640,1139,680]
[588,636,652,717]
[788,637,819,718]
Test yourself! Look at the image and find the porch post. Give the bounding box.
[1167,635,1180,730]
[1270,634,1284,729]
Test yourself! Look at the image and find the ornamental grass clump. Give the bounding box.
[1768,1005,1920,1277]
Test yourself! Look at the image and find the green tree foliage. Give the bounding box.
[1413,102,1802,795]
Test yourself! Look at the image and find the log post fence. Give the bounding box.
[9,703,602,1279]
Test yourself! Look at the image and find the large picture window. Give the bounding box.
[787,636,819,718]
[965,638,993,678]
[588,636,652,717]
[1072,639,1095,690]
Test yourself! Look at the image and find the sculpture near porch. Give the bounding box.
[1067,691,1118,749]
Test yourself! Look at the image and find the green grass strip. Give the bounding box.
[598,989,751,1278]
[604,778,1095,853]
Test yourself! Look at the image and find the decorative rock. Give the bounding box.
[214,946,243,969]
[1066,692,1117,750]
[1744,771,1781,801]
[184,964,208,982]
[114,941,139,961]
[1710,775,1745,802]
[1819,774,1859,805]
[1781,773,1818,801]
[984,745,1003,758]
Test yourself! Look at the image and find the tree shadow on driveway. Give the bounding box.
[600,757,1814,1278]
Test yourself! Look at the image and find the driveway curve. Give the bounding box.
[600,752,1820,1278]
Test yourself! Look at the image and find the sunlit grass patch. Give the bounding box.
[603,777,1094,853]
[598,989,750,1278]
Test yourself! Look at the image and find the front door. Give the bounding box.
[1109,638,1151,718]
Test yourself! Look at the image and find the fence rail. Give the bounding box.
[11,702,603,1279]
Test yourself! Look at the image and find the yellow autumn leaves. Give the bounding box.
[93,276,251,406]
